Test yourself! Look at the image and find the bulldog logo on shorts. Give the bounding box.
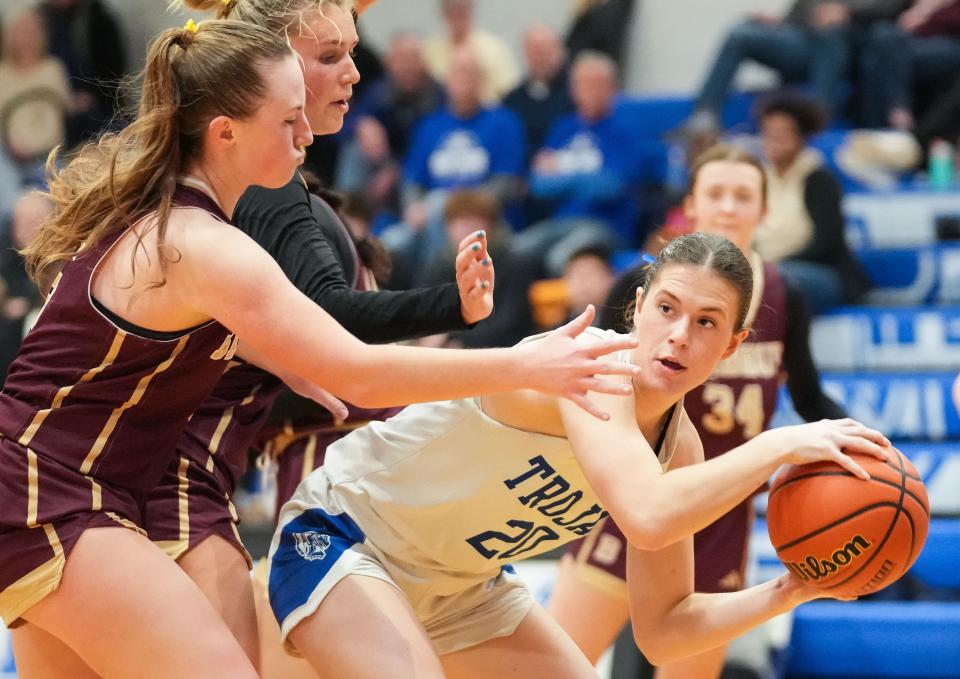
[292,531,333,561]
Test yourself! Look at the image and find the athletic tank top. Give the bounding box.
[177,191,371,493]
[321,328,685,578]
[0,186,238,493]
[685,260,788,461]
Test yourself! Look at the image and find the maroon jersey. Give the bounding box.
[685,261,787,462]
[567,262,787,594]
[0,186,236,495]
[143,199,389,555]
[0,186,237,625]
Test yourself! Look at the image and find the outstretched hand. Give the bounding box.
[769,418,892,480]
[456,230,494,324]
[519,305,640,420]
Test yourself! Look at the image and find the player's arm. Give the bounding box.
[260,192,484,341]
[559,384,891,551]
[170,220,640,416]
[237,340,348,422]
[624,429,822,665]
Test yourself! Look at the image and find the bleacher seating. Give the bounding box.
[810,306,960,371]
[597,100,960,676]
[760,174,960,676]
[773,372,960,440]
[857,245,960,306]
[787,601,960,678]
[844,191,960,248]
[751,517,960,678]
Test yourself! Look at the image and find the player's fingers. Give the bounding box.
[559,305,596,337]
[455,242,486,275]
[455,229,486,253]
[837,435,890,462]
[577,377,633,396]
[455,244,474,275]
[832,447,871,480]
[831,592,859,602]
[468,260,494,293]
[585,334,640,357]
[834,419,890,446]
[311,388,349,424]
[568,393,611,421]
[481,256,495,287]
[587,359,641,378]
[459,257,482,285]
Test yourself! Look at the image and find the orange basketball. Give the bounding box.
[766,447,929,598]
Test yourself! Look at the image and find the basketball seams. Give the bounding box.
[769,471,926,516]
[772,502,899,552]
[903,489,930,520]
[899,508,918,581]
[879,452,922,481]
[768,450,922,503]
[823,449,907,592]
[768,470,851,500]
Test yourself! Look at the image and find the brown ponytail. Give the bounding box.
[178,0,356,38]
[25,20,292,287]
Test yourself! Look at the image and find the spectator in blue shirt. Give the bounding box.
[381,47,526,288]
[504,24,574,159]
[514,50,643,277]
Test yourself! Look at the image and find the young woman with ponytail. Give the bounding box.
[137,0,532,672]
[0,14,643,678]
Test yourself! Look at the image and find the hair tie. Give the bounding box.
[640,253,656,266]
[184,18,199,33]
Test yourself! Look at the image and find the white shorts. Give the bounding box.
[267,470,535,656]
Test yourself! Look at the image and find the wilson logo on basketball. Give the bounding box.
[784,534,873,582]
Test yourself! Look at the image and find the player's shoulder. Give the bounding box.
[166,203,231,240]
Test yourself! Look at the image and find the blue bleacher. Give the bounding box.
[612,93,760,185]
[763,173,959,677]
[810,305,960,371]
[614,92,759,137]
[770,264,960,677]
[772,372,960,441]
[857,245,960,306]
[788,601,960,678]
[844,190,960,249]
[752,482,960,677]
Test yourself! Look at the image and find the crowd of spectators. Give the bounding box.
[2,0,960,366]
[0,0,126,373]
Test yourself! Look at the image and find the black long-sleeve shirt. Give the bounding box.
[799,168,872,301]
[235,177,473,427]
[233,178,468,343]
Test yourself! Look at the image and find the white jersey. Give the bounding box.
[289,329,685,584]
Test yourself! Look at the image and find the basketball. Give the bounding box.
[767,447,930,598]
